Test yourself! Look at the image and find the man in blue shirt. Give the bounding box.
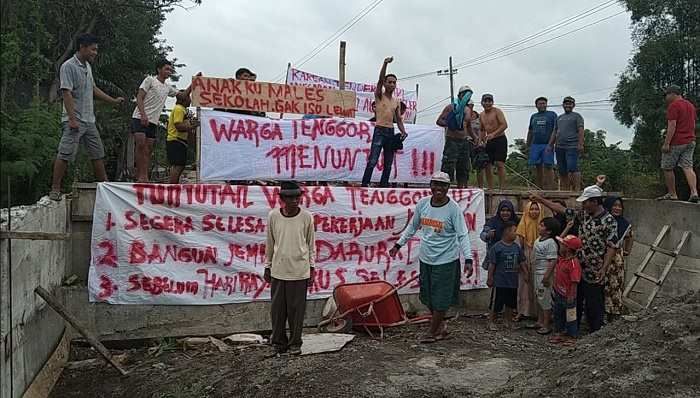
[527,97,557,190]
[389,172,473,343]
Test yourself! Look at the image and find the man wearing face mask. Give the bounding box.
[389,172,473,343]
[436,85,476,188]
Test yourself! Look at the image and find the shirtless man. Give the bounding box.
[479,94,509,189]
[361,57,408,187]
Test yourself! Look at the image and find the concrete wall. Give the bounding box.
[623,199,700,301]
[0,198,70,398]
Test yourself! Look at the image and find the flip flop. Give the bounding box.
[561,339,576,347]
[549,335,564,344]
[536,327,552,335]
[419,334,437,344]
[656,193,678,201]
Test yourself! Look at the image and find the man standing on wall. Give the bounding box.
[479,94,509,190]
[658,85,698,203]
[50,33,124,201]
[361,57,408,187]
[131,61,199,182]
[264,181,316,356]
[527,97,558,189]
[436,85,476,188]
[549,96,584,191]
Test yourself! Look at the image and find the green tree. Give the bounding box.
[0,0,201,205]
[612,0,699,174]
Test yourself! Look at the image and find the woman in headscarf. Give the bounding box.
[480,200,519,317]
[603,196,633,320]
[480,200,519,263]
[515,201,544,320]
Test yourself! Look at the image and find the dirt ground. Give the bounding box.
[51,292,699,398]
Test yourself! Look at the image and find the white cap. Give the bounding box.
[430,171,451,184]
[576,185,605,202]
[458,85,472,94]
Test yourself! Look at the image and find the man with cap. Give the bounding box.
[530,179,617,333]
[264,181,316,355]
[658,85,698,203]
[436,85,476,187]
[527,97,558,189]
[479,94,509,190]
[548,96,584,191]
[389,172,474,343]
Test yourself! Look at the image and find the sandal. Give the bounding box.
[536,327,552,335]
[561,338,576,347]
[656,193,678,201]
[419,334,437,344]
[549,335,564,344]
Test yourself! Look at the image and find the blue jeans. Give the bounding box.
[556,147,579,175]
[529,143,555,167]
[552,290,578,337]
[362,126,396,187]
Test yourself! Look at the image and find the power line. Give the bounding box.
[271,0,386,82]
[400,0,621,81]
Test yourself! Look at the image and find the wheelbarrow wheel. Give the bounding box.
[322,317,353,334]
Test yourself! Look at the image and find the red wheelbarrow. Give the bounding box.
[317,275,431,339]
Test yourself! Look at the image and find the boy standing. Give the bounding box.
[550,235,583,346]
[487,221,527,330]
[166,91,199,183]
[264,182,315,356]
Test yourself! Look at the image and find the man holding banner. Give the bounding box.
[389,172,474,343]
[264,182,316,356]
[361,57,408,187]
[436,85,475,188]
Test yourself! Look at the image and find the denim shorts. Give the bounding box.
[556,147,579,175]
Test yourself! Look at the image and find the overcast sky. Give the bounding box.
[161,0,634,147]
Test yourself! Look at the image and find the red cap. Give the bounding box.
[557,235,582,251]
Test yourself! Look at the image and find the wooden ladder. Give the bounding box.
[622,225,691,311]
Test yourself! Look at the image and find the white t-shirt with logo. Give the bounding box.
[132,75,178,124]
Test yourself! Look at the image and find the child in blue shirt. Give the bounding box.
[487,221,527,330]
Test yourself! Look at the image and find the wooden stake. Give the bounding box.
[339,41,347,90]
[34,286,128,376]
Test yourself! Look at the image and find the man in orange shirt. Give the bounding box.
[658,86,698,203]
[361,57,408,187]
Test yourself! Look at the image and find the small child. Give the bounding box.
[533,217,561,334]
[166,90,199,184]
[487,221,527,330]
[550,235,583,346]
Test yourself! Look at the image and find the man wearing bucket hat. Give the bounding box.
[389,172,474,343]
[530,179,617,333]
[264,181,316,355]
[436,85,476,188]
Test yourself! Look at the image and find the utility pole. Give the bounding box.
[339,41,346,90]
[436,56,458,103]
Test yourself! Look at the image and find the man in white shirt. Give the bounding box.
[131,60,198,182]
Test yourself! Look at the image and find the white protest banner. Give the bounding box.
[287,67,418,123]
[199,110,443,183]
[88,183,487,305]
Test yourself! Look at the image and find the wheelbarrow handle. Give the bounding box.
[394,274,420,291]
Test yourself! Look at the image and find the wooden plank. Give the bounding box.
[33,286,128,376]
[190,76,356,117]
[650,245,676,257]
[22,330,70,398]
[634,272,659,285]
[623,297,644,312]
[0,231,91,241]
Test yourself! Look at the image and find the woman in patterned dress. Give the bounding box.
[603,196,633,320]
